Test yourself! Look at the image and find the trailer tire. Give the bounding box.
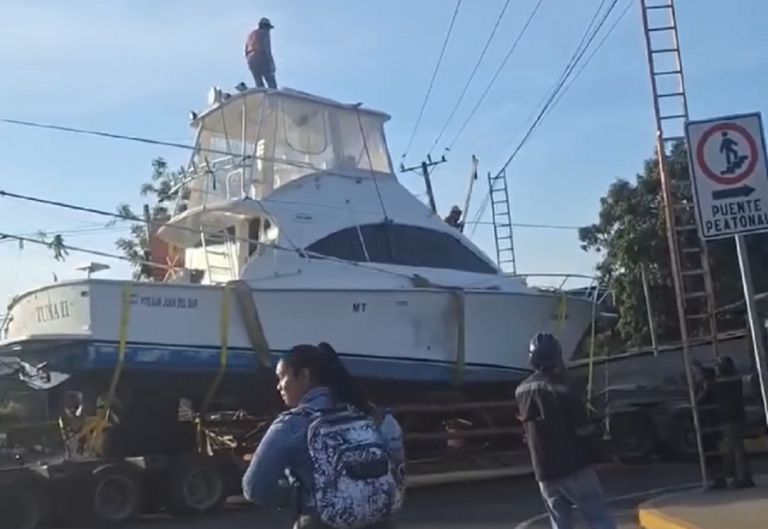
[0,483,46,529]
[670,413,699,460]
[165,457,225,516]
[89,464,142,525]
[608,411,656,465]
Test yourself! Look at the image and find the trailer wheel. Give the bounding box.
[0,483,46,529]
[609,411,656,465]
[670,413,699,460]
[165,457,225,515]
[90,464,142,525]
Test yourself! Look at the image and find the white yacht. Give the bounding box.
[0,86,599,413]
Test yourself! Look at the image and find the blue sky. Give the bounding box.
[1,0,767,305]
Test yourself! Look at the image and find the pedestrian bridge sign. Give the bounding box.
[687,112,768,241]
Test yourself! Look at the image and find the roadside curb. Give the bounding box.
[637,471,768,529]
[638,500,702,529]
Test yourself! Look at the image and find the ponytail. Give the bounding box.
[317,342,375,416]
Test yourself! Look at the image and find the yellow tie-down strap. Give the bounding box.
[201,283,232,413]
[80,282,132,449]
[229,280,272,370]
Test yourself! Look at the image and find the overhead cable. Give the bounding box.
[401,0,463,161]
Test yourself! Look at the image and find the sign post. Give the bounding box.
[687,112,768,427]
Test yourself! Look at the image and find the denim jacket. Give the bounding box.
[242,387,405,511]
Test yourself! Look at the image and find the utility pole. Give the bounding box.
[400,154,447,216]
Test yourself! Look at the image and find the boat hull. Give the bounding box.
[1,279,594,400]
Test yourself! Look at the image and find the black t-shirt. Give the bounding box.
[515,370,594,482]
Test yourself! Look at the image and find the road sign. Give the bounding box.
[687,112,768,241]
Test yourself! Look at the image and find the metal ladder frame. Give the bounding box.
[639,0,720,352]
[487,169,517,274]
[638,0,719,487]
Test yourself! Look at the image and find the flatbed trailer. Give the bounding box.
[0,398,536,529]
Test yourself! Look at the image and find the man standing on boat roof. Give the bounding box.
[245,17,277,89]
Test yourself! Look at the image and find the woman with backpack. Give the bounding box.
[243,343,405,529]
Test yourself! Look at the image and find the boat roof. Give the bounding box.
[193,86,391,127]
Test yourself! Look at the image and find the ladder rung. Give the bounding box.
[675,225,698,233]
[661,113,687,121]
[685,313,710,320]
[648,25,675,32]
[658,92,685,98]
[661,135,686,143]
[651,48,679,54]
[681,269,704,276]
[681,247,700,254]
[645,4,672,10]
[684,291,707,299]
[654,69,682,76]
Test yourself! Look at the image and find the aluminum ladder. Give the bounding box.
[487,168,517,274]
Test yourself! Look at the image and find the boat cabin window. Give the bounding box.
[247,218,272,257]
[305,223,497,274]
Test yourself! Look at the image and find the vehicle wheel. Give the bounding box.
[165,457,226,515]
[0,483,46,529]
[90,464,142,525]
[609,411,656,465]
[670,413,699,461]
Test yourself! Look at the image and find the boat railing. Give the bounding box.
[509,273,613,306]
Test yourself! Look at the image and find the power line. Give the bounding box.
[426,0,512,156]
[0,232,132,264]
[467,220,581,231]
[0,225,127,248]
[545,0,632,119]
[470,0,623,233]
[497,0,623,173]
[443,0,546,153]
[0,189,426,282]
[401,0,463,161]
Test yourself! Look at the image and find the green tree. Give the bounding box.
[579,143,768,350]
[115,158,188,279]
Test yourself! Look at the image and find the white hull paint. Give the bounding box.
[1,279,593,383]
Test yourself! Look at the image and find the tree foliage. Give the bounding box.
[114,158,187,279]
[579,142,768,349]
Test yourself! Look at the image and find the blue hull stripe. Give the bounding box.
[80,342,529,383]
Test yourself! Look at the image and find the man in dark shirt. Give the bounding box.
[515,332,616,529]
[694,364,725,489]
[714,356,754,488]
[245,17,277,89]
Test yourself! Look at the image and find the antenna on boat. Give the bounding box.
[400,154,446,215]
[75,262,110,279]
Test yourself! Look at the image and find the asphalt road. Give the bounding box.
[111,459,768,529]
